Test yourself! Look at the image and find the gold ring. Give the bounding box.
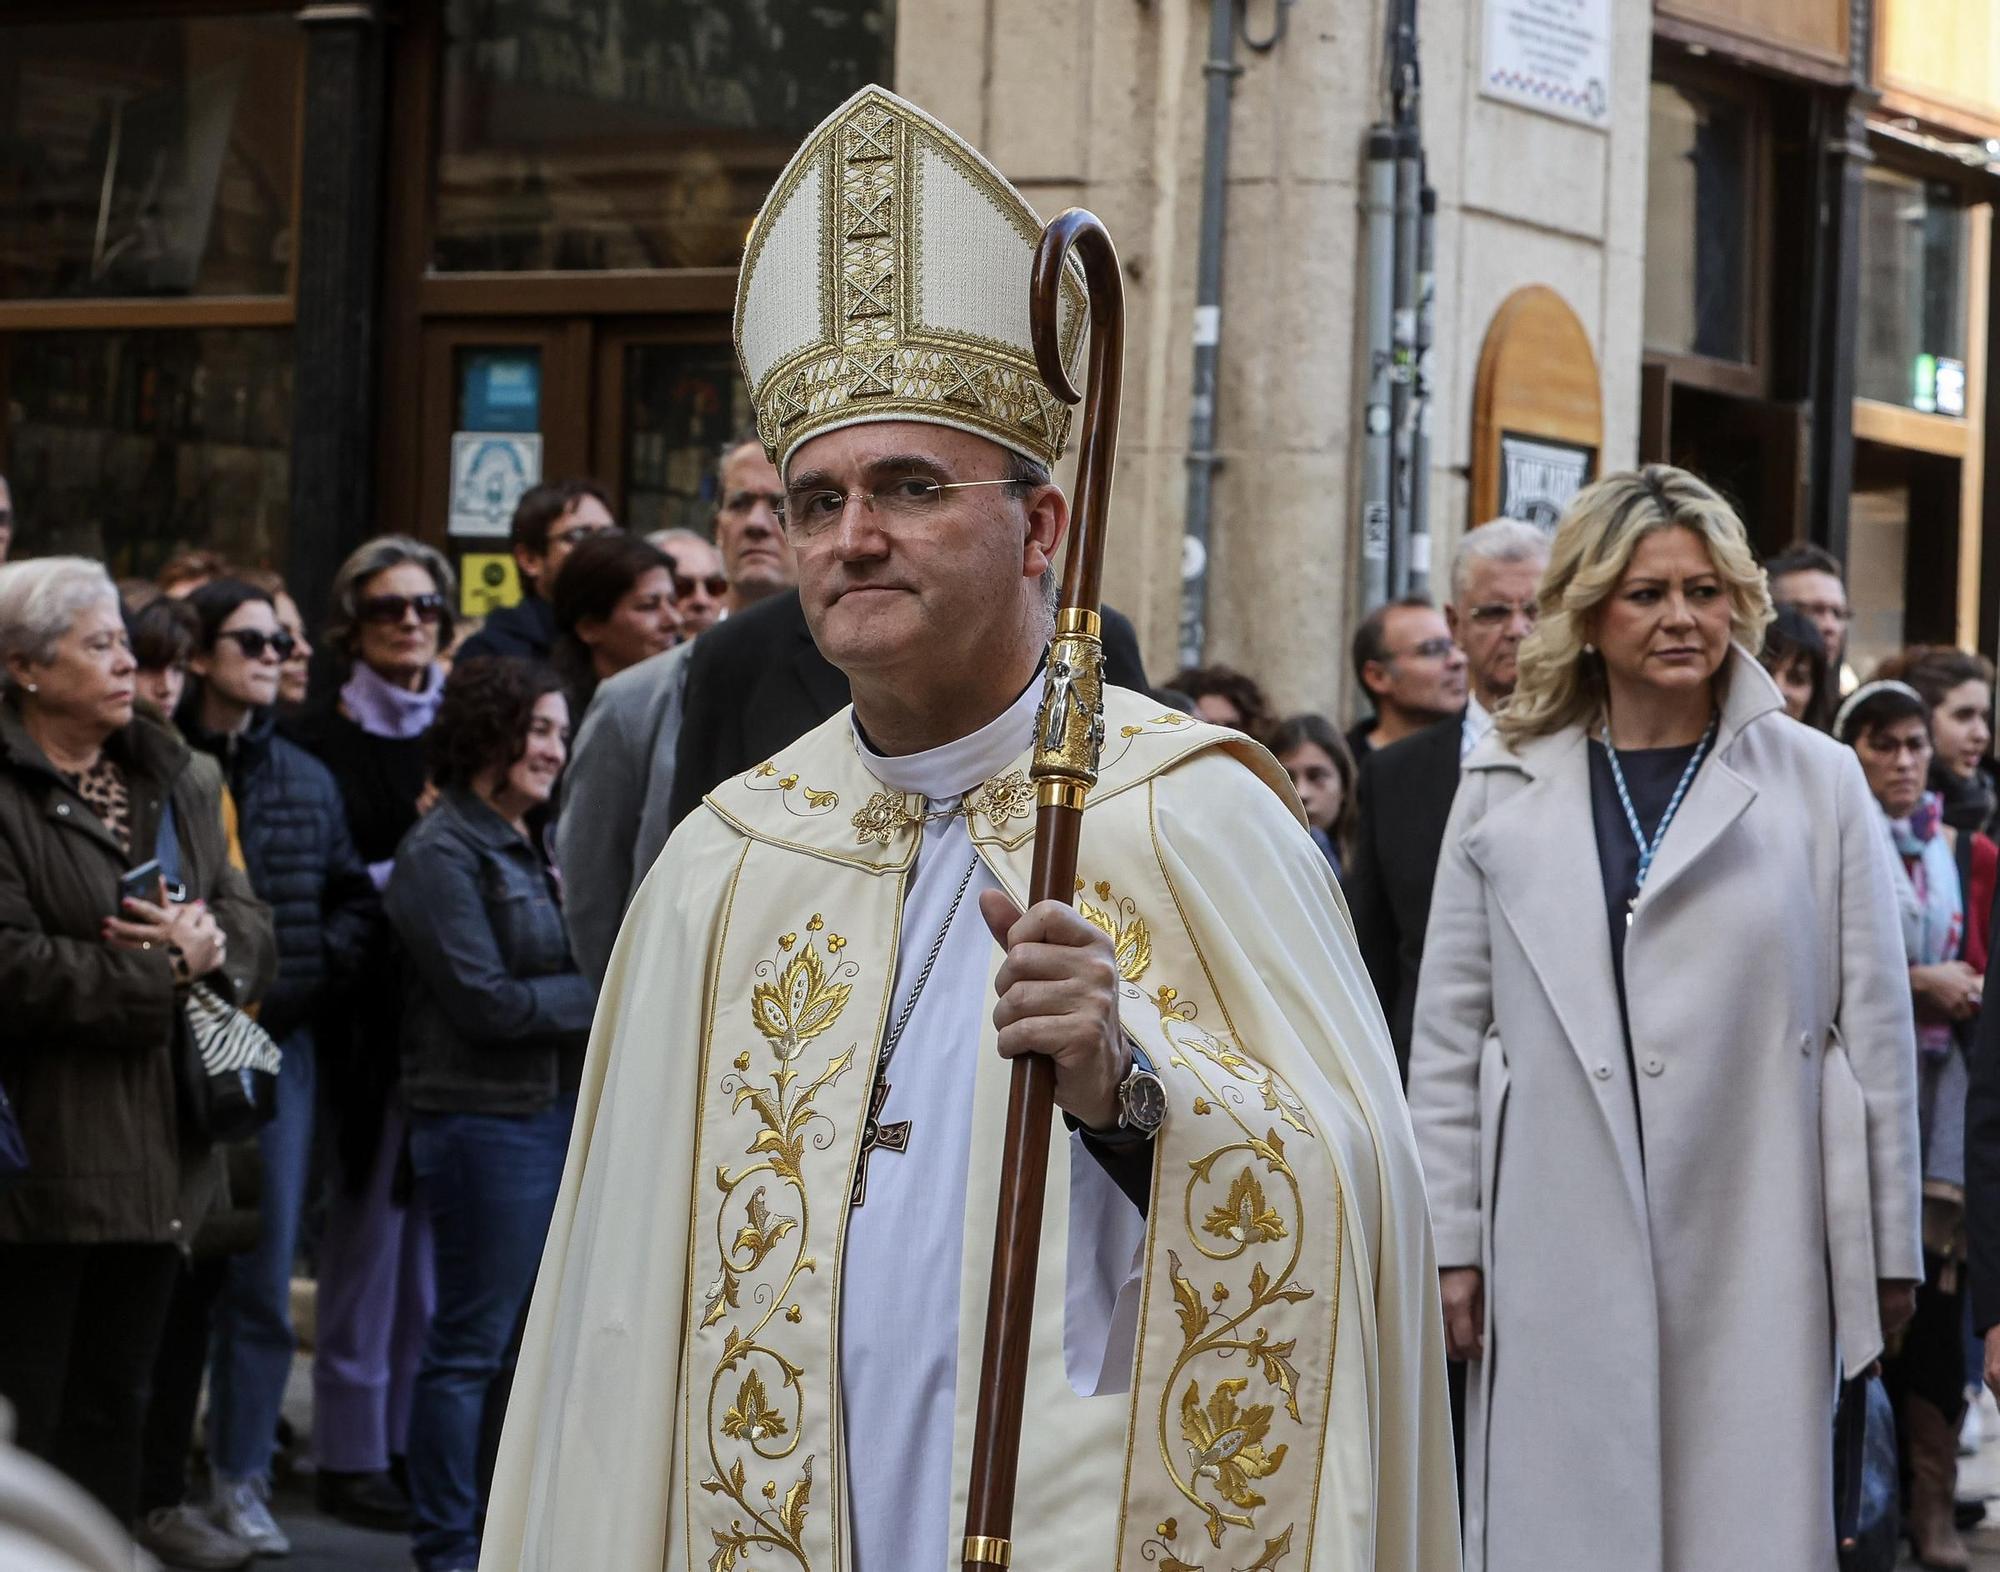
[963,1535,1013,1567]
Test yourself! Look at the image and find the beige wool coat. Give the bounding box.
[1407,649,1922,1572]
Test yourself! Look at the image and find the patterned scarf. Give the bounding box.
[1889,791,1964,1057]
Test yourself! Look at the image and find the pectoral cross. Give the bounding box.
[850,1078,911,1208]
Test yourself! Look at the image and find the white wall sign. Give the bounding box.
[448,432,543,538]
[1482,0,1611,130]
[1498,432,1594,529]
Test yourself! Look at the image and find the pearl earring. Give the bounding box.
[24,683,37,694]
[1582,644,1595,656]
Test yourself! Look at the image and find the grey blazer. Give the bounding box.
[556,641,693,983]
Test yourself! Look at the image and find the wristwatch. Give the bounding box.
[1091,1042,1166,1146]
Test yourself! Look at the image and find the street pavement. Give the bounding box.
[264,1480,404,1572]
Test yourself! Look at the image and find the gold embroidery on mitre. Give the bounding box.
[733,86,1089,473]
[699,919,865,1570]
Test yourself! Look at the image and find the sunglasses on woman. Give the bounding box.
[674,573,729,600]
[217,629,298,661]
[358,592,447,626]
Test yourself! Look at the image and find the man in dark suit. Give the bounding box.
[1345,520,1548,1076]
[667,590,1154,827]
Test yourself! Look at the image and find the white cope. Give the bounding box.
[841,677,1147,1570]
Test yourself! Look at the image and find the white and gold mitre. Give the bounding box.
[733,85,1088,475]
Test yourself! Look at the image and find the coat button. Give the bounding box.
[55,803,69,816]
[168,1218,182,1233]
[1594,1064,1612,1081]
[1800,1032,1814,1056]
[1643,1056,1664,1076]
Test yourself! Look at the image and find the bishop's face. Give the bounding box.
[784,421,1066,692]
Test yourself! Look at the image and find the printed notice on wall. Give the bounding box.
[1482,0,1611,129]
[1497,433,1594,529]
[448,432,542,538]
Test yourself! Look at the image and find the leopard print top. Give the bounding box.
[66,755,131,857]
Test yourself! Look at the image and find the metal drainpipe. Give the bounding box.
[1359,126,1398,614]
[1408,178,1437,599]
[1389,128,1422,596]
[1176,0,1290,671]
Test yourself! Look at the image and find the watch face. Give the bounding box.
[1124,1069,1169,1132]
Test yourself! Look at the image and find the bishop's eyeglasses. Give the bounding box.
[779,476,1022,538]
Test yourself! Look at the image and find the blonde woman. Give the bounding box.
[1407,467,1921,1570]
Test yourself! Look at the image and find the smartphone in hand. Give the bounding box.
[117,860,163,910]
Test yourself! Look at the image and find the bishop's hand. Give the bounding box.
[980,890,1128,1132]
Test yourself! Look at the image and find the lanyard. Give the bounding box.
[1603,715,1718,912]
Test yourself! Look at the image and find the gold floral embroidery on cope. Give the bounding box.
[744,762,841,817]
[700,915,861,1571]
[1077,880,1153,982]
[1096,711,1195,776]
[849,768,1035,846]
[1077,874,1330,1568]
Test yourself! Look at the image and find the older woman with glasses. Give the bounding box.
[0,557,273,1538]
[293,536,458,1531]
[1407,467,1920,1571]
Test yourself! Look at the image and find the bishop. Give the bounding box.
[480,86,1457,1572]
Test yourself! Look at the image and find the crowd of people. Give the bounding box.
[1,435,1999,1569]
[0,438,820,1572]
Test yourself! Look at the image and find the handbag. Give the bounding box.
[1832,1372,1899,1572]
[155,799,280,1144]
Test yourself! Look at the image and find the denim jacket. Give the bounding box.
[384,788,596,1115]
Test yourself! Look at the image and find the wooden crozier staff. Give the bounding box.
[961,208,1125,1572]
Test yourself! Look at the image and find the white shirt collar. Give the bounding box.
[1461,694,1494,759]
[852,677,1042,802]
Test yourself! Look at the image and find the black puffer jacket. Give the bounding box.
[181,708,378,1042]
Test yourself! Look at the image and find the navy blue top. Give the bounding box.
[1588,737,1703,1029]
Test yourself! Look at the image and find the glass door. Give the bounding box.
[592,323,749,541]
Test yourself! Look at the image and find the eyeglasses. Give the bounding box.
[674,573,729,600]
[550,523,618,550]
[358,592,447,626]
[780,476,1022,537]
[723,489,786,516]
[1465,600,1538,628]
[217,629,297,661]
[1786,599,1853,624]
[1391,637,1460,661]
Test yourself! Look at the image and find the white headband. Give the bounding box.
[1832,679,1925,743]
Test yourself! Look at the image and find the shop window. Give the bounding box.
[0,17,301,300]
[433,0,896,273]
[1643,80,1755,365]
[621,341,753,536]
[1856,169,1969,414]
[3,330,293,576]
